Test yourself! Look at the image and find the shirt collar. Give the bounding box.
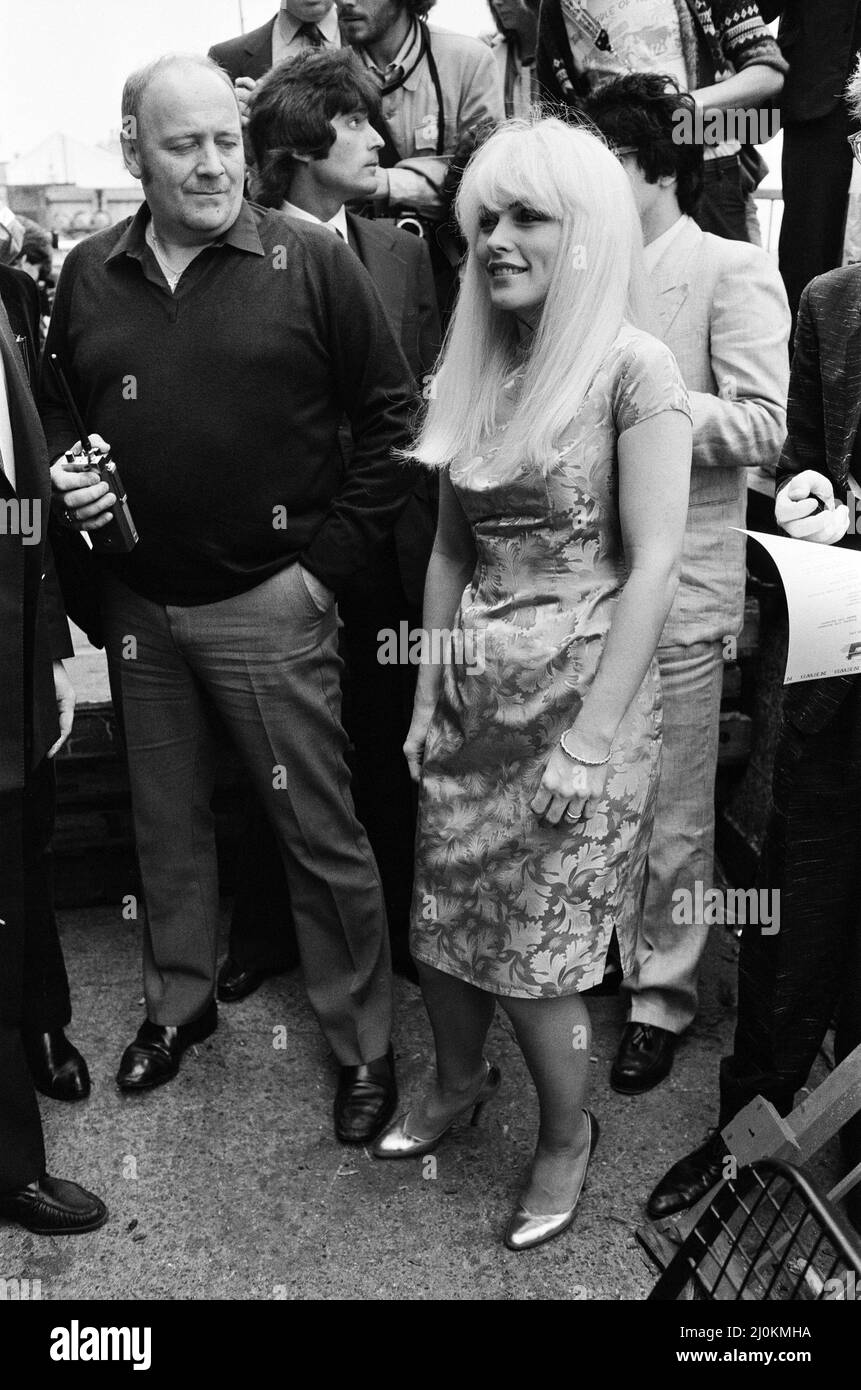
[643,213,691,273]
[106,199,266,265]
[282,198,349,241]
[277,4,340,45]
[360,16,422,87]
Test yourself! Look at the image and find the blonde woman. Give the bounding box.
[373,119,692,1252]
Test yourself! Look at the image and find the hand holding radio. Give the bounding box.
[48,354,139,553]
[51,435,117,528]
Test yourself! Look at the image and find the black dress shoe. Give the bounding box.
[24,1029,91,1102]
[647,1131,728,1219]
[610,1022,677,1095]
[116,1001,218,1092]
[217,956,291,1004]
[0,1175,107,1235]
[334,1047,397,1144]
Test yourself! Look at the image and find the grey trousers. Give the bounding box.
[101,565,392,1065]
[623,639,725,1034]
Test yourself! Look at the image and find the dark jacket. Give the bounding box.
[208,17,279,82]
[776,264,861,732]
[760,2,861,123]
[346,212,440,606]
[0,302,73,800]
[0,265,39,387]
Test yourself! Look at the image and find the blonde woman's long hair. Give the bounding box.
[411,118,653,472]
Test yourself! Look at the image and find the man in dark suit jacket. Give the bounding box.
[210,0,342,79]
[0,266,92,1107]
[209,0,343,124]
[760,3,861,328]
[0,299,106,1233]
[646,260,861,1235]
[220,48,440,1000]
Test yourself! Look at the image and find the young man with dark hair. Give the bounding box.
[218,47,440,1000]
[537,0,786,243]
[586,73,790,1096]
[647,60,861,1237]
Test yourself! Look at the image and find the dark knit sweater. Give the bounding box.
[39,200,416,605]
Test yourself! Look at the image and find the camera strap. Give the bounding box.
[369,20,446,165]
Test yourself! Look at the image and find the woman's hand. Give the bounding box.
[404,702,436,783]
[531,742,610,826]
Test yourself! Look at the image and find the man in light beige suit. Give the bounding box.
[588,75,791,1094]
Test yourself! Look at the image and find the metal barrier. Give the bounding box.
[649,1160,861,1301]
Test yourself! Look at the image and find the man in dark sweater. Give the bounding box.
[43,53,416,1144]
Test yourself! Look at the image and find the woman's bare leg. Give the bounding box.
[500,992,593,1214]
[404,962,497,1137]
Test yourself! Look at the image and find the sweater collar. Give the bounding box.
[106,199,266,265]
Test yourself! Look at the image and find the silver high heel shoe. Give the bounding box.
[504,1110,600,1252]
[372,1060,501,1159]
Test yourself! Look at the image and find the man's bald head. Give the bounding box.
[121,53,238,142]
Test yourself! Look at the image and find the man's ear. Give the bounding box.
[120,119,144,181]
[289,147,313,167]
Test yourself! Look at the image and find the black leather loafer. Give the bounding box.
[334,1047,397,1144]
[217,956,292,1004]
[0,1174,107,1234]
[647,1131,728,1219]
[610,1022,677,1095]
[116,1000,218,1092]
[24,1029,91,1102]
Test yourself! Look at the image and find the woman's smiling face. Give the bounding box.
[475,202,564,329]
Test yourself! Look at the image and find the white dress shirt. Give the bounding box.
[644,213,692,274]
[272,3,342,64]
[0,348,17,491]
[281,198,349,242]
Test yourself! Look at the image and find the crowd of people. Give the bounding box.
[1,0,860,1267]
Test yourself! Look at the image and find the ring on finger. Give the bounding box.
[564,807,580,822]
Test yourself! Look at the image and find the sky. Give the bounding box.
[0,0,493,161]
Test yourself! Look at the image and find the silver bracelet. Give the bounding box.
[559,729,612,766]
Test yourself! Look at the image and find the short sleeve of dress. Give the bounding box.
[611,329,692,437]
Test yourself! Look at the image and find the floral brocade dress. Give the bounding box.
[409,326,691,999]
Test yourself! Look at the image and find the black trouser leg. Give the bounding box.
[21,758,71,1034]
[695,156,750,243]
[718,688,861,1129]
[779,109,856,331]
[0,787,46,1195]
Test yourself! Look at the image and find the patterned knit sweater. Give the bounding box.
[536,0,787,107]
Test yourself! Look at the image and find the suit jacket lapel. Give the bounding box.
[0,303,50,510]
[649,218,701,337]
[346,215,407,347]
[243,19,277,79]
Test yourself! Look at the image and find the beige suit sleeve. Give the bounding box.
[687,245,791,474]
